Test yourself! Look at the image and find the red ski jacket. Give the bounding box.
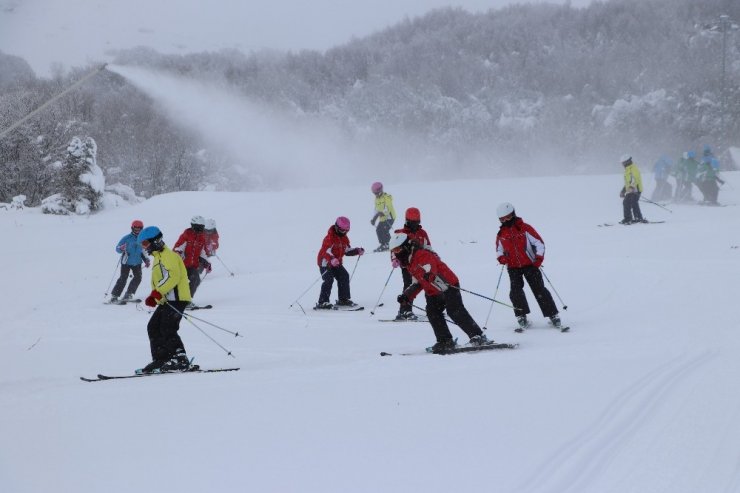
[404,248,459,300]
[205,230,219,256]
[317,226,351,267]
[495,217,545,268]
[173,228,208,269]
[394,226,432,248]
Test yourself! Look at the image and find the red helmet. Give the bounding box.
[371,182,383,194]
[405,207,421,222]
[131,220,144,229]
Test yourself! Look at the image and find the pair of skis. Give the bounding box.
[80,367,239,382]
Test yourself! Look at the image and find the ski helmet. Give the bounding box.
[496,202,515,219]
[138,226,164,253]
[389,232,409,251]
[371,182,383,194]
[191,215,206,226]
[131,219,144,229]
[687,150,696,159]
[205,218,216,230]
[620,154,632,165]
[703,144,712,156]
[405,207,421,222]
[335,216,351,232]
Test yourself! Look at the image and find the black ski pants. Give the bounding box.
[112,264,142,298]
[399,267,414,313]
[147,300,189,361]
[186,267,201,297]
[425,286,482,342]
[622,191,644,222]
[508,266,558,319]
[375,219,393,247]
[318,265,350,304]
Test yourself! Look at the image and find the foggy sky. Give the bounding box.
[0,0,592,76]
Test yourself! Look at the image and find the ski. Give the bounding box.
[80,367,239,382]
[380,342,518,357]
[186,304,213,311]
[516,326,570,333]
[598,221,665,227]
[334,305,364,311]
[104,298,142,305]
[378,317,428,323]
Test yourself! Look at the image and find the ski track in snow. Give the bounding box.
[516,349,717,493]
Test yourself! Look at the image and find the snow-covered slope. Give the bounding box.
[2,173,740,493]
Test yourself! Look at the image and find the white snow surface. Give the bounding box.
[2,173,740,493]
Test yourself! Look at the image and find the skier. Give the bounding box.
[392,207,433,320]
[370,182,396,252]
[390,232,488,353]
[173,215,211,299]
[696,156,725,205]
[136,226,194,374]
[675,151,699,202]
[315,216,365,309]
[495,202,563,331]
[110,220,150,303]
[199,218,220,276]
[618,154,646,224]
[702,145,720,171]
[651,155,673,202]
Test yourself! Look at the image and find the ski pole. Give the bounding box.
[449,284,513,308]
[370,268,395,315]
[639,196,673,213]
[289,269,330,314]
[104,256,122,298]
[539,268,568,310]
[483,264,506,330]
[166,303,237,357]
[349,255,362,282]
[214,253,235,277]
[411,302,457,326]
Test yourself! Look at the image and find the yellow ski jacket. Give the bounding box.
[150,246,192,304]
[623,163,644,193]
[373,193,396,222]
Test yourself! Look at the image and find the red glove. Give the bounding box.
[330,258,341,267]
[533,255,544,268]
[355,248,365,256]
[497,255,508,265]
[145,290,162,307]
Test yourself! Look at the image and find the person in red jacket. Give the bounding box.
[173,215,211,298]
[495,202,561,331]
[392,207,433,320]
[390,232,488,353]
[315,216,365,309]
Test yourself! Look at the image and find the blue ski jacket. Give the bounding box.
[116,233,146,266]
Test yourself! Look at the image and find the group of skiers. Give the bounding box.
[110,216,219,373]
[650,145,726,205]
[314,181,564,354]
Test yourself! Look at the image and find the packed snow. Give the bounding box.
[2,173,740,493]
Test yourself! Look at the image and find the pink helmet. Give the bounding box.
[335,216,350,232]
[371,182,383,194]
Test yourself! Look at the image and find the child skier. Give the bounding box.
[370,182,396,252]
[392,207,433,320]
[618,154,646,224]
[136,226,194,374]
[110,219,150,303]
[174,215,211,298]
[389,232,488,353]
[315,216,365,309]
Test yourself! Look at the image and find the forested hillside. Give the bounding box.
[1,0,738,205]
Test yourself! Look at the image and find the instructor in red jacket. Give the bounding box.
[495,202,562,331]
[174,215,210,298]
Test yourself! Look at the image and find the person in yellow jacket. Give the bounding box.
[370,181,396,252]
[618,154,646,224]
[136,226,194,374]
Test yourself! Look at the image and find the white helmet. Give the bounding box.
[496,202,515,219]
[191,215,206,226]
[205,218,216,229]
[388,233,409,251]
[620,154,632,164]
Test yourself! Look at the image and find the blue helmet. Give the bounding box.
[138,226,162,244]
[703,144,712,156]
[687,150,696,159]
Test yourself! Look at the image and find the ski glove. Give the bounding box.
[145,290,162,307]
[497,255,508,265]
[533,255,544,268]
[391,258,400,268]
[118,243,127,253]
[330,258,341,267]
[204,261,212,273]
[143,258,150,268]
[347,247,365,256]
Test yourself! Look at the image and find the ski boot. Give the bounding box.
[136,359,166,375]
[430,338,457,354]
[618,218,633,225]
[394,310,418,321]
[515,315,531,333]
[160,350,193,372]
[314,301,333,310]
[469,334,490,347]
